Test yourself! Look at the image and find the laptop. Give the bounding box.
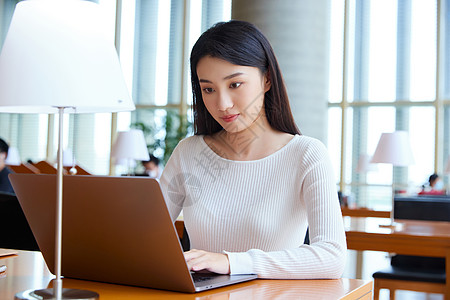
[9,174,257,293]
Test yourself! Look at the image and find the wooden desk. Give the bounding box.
[345,217,450,299]
[341,207,390,218]
[0,249,372,299]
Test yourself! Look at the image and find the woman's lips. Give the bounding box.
[221,114,239,123]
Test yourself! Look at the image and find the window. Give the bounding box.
[123,0,231,174]
[329,0,450,209]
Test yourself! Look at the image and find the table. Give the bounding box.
[0,249,372,299]
[345,217,450,299]
[341,207,390,218]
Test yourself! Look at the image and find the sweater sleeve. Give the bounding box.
[159,142,184,222]
[225,141,347,279]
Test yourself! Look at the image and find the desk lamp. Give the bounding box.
[0,1,135,299]
[371,131,415,226]
[5,146,21,166]
[111,129,150,175]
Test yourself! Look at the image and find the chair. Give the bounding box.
[7,163,39,174]
[0,191,39,251]
[372,196,449,299]
[32,161,92,175]
[32,161,57,174]
[175,220,190,252]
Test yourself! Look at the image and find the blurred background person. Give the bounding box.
[138,154,162,179]
[418,173,445,196]
[0,138,15,194]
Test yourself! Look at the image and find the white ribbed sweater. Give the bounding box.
[159,134,346,279]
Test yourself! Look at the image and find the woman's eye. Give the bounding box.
[230,82,242,89]
[202,87,214,94]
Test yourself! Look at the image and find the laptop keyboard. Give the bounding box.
[191,273,216,283]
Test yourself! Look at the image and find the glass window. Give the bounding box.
[366,0,398,102]
[328,0,345,103]
[345,0,356,103]
[119,0,136,97]
[344,107,354,185]
[408,106,435,186]
[410,0,437,101]
[327,107,342,183]
[329,0,445,208]
[128,0,230,172]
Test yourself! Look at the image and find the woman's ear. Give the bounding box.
[263,70,271,93]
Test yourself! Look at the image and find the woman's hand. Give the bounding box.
[184,249,230,274]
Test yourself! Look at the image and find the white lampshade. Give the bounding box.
[355,154,378,173]
[5,146,21,166]
[0,0,135,114]
[63,149,76,167]
[111,130,150,163]
[371,131,415,166]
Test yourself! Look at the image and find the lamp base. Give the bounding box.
[379,223,397,229]
[15,288,99,300]
[379,221,402,230]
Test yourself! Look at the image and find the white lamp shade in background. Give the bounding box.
[111,130,150,163]
[355,154,378,173]
[370,131,414,226]
[0,0,135,114]
[371,131,415,166]
[5,146,21,166]
[63,149,76,167]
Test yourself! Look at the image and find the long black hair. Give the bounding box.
[0,138,8,155]
[190,20,300,136]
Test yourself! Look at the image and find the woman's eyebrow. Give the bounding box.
[199,72,245,84]
[223,72,244,80]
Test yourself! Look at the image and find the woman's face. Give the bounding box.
[196,56,270,133]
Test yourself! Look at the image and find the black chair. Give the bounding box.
[372,196,449,299]
[394,196,450,221]
[0,191,39,251]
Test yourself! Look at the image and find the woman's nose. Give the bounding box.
[217,91,234,111]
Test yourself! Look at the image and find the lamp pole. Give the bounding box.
[54,107,65,298]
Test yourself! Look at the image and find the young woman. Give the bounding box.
[160,20,346,279]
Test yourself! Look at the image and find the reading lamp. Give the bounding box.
[111,129,150,176]
[371,131,415,226]
[0,1,135,299]
[5,146,21,166]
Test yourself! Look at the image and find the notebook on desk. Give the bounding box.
[9,174,257,293]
